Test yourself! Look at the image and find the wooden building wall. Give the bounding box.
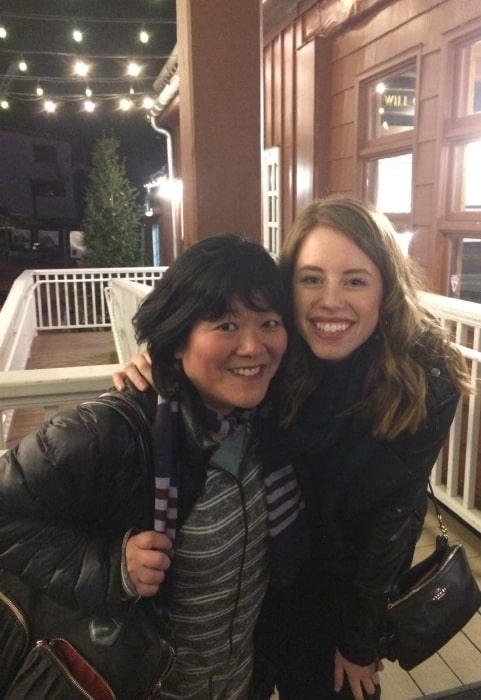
[263,0,481,294]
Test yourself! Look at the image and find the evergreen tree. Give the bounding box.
[81,132,142,267]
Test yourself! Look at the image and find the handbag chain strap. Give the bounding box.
[428,480,448,540]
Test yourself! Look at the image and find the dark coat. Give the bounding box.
[0,386,159,616]
[296,363,460,665]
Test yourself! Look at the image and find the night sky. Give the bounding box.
[0,0,176,191]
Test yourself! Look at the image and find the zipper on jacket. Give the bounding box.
[207,427,253,699]
[0,590,30,654]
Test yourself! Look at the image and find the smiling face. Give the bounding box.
[176,300,287,415]
[292,225,383,362]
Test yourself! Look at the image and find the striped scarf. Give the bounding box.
[151,381,309,590]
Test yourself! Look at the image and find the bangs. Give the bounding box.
[200,261,285,321]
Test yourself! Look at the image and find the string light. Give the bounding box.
[44,99,57,113]
[119,97,133,111]
[73,60,90,77]
[1,98,9,109]
[127,61,142,77]
[0,10,176,117]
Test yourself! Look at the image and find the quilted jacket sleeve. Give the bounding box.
[0,391,152,615]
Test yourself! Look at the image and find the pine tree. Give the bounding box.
[81,132,142,267]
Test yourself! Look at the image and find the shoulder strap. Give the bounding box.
[428,480,449,541]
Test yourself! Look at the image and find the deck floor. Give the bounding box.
[6,329,117,447]
[7,331,481,698]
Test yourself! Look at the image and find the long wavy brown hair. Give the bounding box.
[279,196,469,439]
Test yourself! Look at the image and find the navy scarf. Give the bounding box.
[150,380,309,589]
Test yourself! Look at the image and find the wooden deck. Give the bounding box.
[7,331,481,698]
[6,329,117,447]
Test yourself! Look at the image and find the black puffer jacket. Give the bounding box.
[295,361,460,665]
[0,386,158,616]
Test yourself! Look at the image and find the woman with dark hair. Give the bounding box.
[0,233,307,700]
[117,198,469,700]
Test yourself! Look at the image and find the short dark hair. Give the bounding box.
[133,232,286,397]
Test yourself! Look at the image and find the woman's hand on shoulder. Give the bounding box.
[334,648,383,700]
[112,350,153,392]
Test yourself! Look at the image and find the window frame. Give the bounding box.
[356,50,420,224]
[440,23,481,227]
[262,146,281,257]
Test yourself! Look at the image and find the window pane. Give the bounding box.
[450,238,481,302]
[458,39,481,116]
[453,141,481,211]
[373,153,412,213]
[366,66,416,140]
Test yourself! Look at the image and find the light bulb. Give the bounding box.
[119,97,133,111]
[74,60,90,77]
[44,99,57,113]
[127,61,141,77]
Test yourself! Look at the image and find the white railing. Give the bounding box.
[1,275,481,533]
[0,364,122,454]
[105,278,157,364]
[33,267,166,331]
[0,267,164,446]
[420,292,481,532]
[0,267,166,372]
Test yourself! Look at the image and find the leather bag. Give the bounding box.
[380,486,481,670]
[0,392,176,699]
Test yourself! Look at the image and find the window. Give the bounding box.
[31,179,65,198]
[455,38,481,117]
[449,238,481,303]
[69,230,85,259]
[442,28,481,296]
[451,140,481,211]
[358,57,417,228]
[367,153,413,214]
[33,144,57,163]
[440,23,481,296]
[262,147,280,257]
[366,67,416,140]
[151,224,160,266]
[444,32,481,220]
